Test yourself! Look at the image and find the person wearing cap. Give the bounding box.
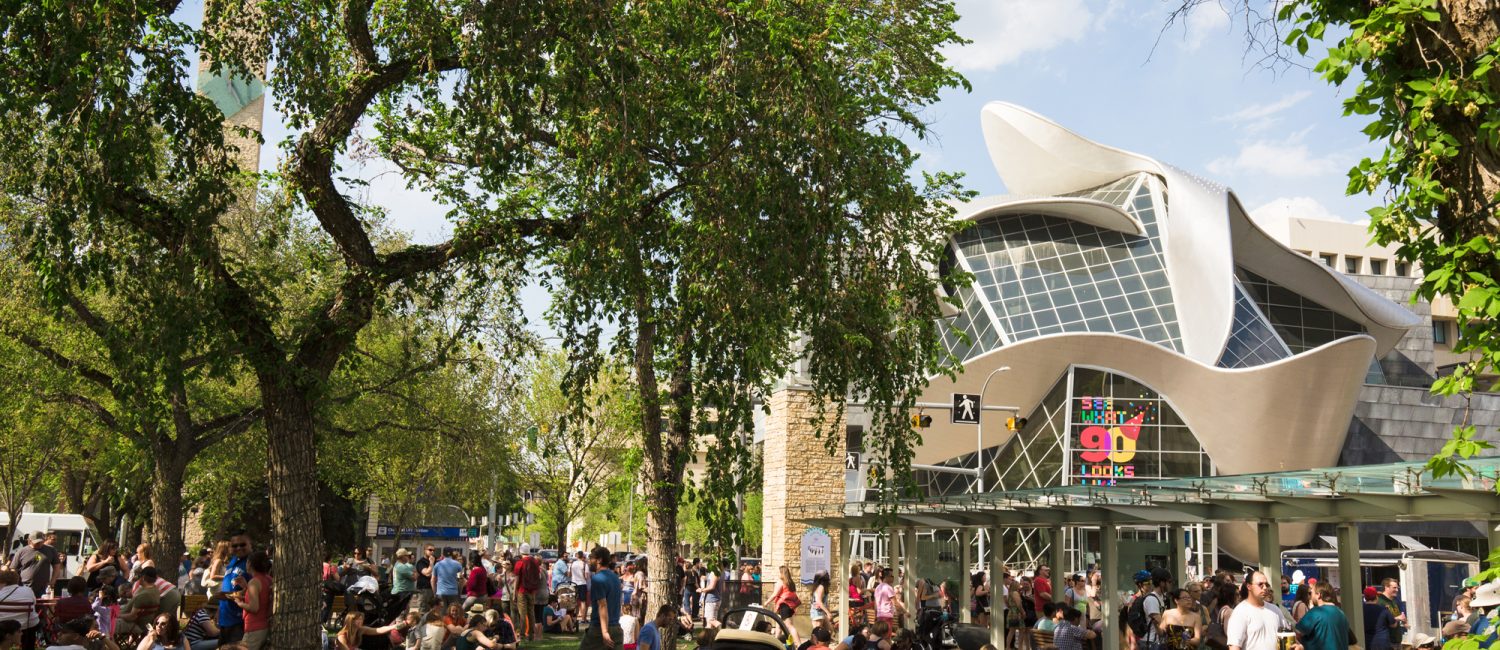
[392,549,418,612]
[1361,586,1394,650]
[50,615,121,650]
[1294,581,1348,650]
[7,531,58,598]
[1468,581,1500,644]
[1441,619,1470,642]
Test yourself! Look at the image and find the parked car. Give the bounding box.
[538,548,559,562]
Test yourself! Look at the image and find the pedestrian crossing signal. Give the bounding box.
[1006,417,1027,431]
[911,413,933,428]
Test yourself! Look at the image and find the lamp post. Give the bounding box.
[974,365,1011,567]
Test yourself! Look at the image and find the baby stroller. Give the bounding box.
[556,583,578,612]
[717,606,792,650]
[915,607,947,650]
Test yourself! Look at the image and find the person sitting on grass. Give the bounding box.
[545,596,576,634]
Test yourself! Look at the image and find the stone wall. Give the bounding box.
[1350,274,1435,385]
[761,387,846,612]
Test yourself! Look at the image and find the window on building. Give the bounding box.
[1345,256,1362,274]
[1433,320,1449,345]
[1370,259,1386,275]
[1319,253,1335,266]
[1395,261,1409,276]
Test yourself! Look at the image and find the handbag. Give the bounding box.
[1204,605,1231,650]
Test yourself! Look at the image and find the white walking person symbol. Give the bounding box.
[958,394,976,420]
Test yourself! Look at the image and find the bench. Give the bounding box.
[1031,628,1056,650]
[180,594,209,620]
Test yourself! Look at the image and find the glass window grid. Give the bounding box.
[952,174,1183,353]
[1236,268,1366,353]
[1066,368,1211,486]
[937,366,1214,570]
[1216,280,1293,368]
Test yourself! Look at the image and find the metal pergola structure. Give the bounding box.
[792,458,1500,650]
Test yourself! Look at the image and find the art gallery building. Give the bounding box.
[756,102,1500,580]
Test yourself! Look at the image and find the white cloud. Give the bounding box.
[1206,130,1343,178]
[1181,1,1230,51]
[1215,90,1312,133]
[941,0,1095,73]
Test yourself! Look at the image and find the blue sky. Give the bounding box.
[927,0,1378,226]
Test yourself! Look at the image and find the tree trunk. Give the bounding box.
[555,522,567,556]
[147,452,188,584]
[263,380,324,650]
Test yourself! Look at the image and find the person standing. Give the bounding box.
[1376,578,1406,645]
[1227,571,1281,650]
[806,571,827,633]
[416,546,438,611]
[463,552,489,612]
[215,532,253,645]
[1294,582,1348,650]
[1034,566,1053,614]
[553,558,570,592]
[392,549,418,612]
[515,551,541,641]
[434,552,464,607]
[699,563,723,628]
[1361,587,1394,650]
[874,568,901,628]
[571,552,591,624]
[1142,569,1175,650]
[579,547,621,650]
[235,559,269,625]
[1158,589,1202,650]
[8,532,57,598]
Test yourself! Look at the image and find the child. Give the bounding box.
[620,603,640,650]
[93,584,120,637]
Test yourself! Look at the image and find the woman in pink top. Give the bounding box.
[463,552,489,612]
[236,551,273,650]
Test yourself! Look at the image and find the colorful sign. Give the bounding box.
[1074,397,1155,486]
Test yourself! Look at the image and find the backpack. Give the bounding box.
[1126,592,1156,638]
[520,558,542,592]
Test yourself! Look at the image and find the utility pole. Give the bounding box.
[488,476,497,553]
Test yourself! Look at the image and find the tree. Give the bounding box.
[0,237,259,583]
[514,349,635,554]
[320,298,523,553]
[541,1,969,638]
[0,2,963,645]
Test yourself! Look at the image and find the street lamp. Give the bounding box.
[974,365,1011,566]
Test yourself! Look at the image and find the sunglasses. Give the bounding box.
[231,543,249,548]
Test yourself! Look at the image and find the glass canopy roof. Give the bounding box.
[791,457,1500,529]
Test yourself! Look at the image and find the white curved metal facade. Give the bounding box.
[913,103,1424,562]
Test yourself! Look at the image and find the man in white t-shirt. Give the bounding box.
[1228,571,1283,650]
[570,551,590,622]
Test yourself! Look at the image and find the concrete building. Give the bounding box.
[760,102,1499,580]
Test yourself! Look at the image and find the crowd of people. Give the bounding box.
[1,529,266,650]
[7,526,1500,650]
